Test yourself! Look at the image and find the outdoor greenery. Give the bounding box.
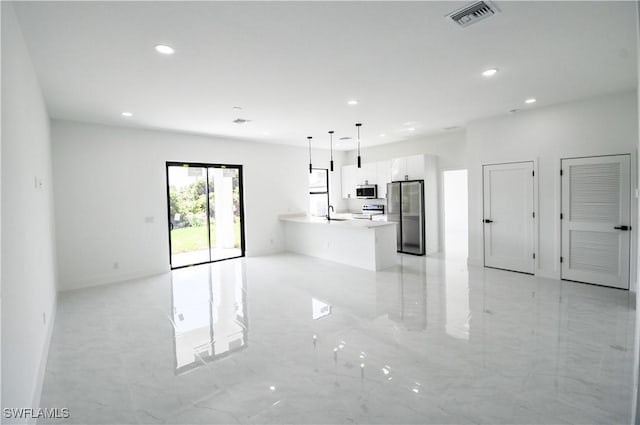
[169,172,240,228]
[171,221,241,253]
[169,180,208,228]
[169,175,242,253]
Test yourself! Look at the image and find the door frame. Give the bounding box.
[559,153,633,289]
[482,159,539,274]
[166,161,246,270]
[440,168,468,256]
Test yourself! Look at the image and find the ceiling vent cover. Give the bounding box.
[232,118,251,124]
[447,1,499,28]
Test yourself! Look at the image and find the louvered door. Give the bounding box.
[561,155,630,289]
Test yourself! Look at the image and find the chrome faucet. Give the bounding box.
[327,205,335,220]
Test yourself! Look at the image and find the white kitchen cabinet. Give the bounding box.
[353,162,377,186]
[363,162,377,185]
[341,165,357,199]
[390,158,406,182]
[406,155,425,180]
[391,155,424,181]
[376,160,391,199]
[354,164,365,185]
[343,158,417,199]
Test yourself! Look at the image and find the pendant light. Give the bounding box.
[307,136,313,174]
[328,131,334,172]
[356,123,362,168]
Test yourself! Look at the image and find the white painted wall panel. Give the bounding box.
[1,3,58,420]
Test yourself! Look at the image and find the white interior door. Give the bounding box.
[561,155,630,289]
[483,162,535,274]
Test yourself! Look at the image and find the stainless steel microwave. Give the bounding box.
[356,184,378,199]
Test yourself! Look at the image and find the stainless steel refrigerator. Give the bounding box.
[387,180,425,255]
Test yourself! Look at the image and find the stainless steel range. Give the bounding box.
[352,204,385,220]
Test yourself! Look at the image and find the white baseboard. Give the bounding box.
[467,257,483,267]
[30,295,57,423]
[59,266,170,291]
[534,269,561,280]
[466,259,562,281]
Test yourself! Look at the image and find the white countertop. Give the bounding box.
[279,214,396,229]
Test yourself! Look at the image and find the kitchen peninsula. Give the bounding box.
[280,215,397,271]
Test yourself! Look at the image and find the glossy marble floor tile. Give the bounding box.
[39,253,635,424]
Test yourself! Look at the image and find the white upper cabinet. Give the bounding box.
[363,162,377,185]
[391,155,424,181]
[377,160,391,199]
[341,164,357,199]
[353,162,377,186]
[390,157,406,182]
[342,155,427,199]
[406,155,425,180]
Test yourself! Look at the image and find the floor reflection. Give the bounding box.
[312,298,332,320]
[376,255,427,331]
[444,256,470,340]
[40,253,635,424]
[171,259,248,374]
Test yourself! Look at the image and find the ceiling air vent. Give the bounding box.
[232,118,251,124]
[447,1,499,28]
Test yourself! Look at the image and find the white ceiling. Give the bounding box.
[12,1,638,150]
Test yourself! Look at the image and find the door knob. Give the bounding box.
[614,225,630,231]
[484,219,493,223]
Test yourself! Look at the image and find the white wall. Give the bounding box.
[1,3,58,421]
[344,130,467,172]
[467,90,638,283]
[51,120,346,290]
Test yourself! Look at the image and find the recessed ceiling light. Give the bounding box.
[347,100,359,105]
[525,98,537,104]
[121,111,133,117]
[408,127,416,131]
[154,44,175,55]
[263,131,270,135]
[379,134,386,137]
[482,68,498,77]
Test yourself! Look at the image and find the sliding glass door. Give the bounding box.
[166,162,245,269]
